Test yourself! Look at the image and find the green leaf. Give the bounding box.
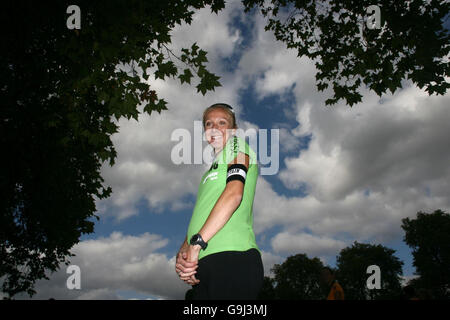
[178,68,194,85]
[196,49,208,64]
[155,61,178,80]
[196,71,221,95]
[191,42,199,55]
[155,99,168,113]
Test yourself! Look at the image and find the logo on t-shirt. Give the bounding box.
[232,136,238,154]
[203,171,218,184]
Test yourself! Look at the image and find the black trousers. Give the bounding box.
[190,248,264,300]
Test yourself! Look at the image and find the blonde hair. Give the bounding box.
[202,103,237,129]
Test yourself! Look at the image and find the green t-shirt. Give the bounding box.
[187,135,259,260]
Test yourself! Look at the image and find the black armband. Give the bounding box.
[226,164,248,184]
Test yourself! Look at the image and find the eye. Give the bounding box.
[219,120,227,126]
[205,121,212,128]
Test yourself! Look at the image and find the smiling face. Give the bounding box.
[203,107,236,153]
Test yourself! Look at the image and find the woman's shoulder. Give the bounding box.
[224,135,257,165]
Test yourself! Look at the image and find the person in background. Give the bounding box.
[321,267,345,300]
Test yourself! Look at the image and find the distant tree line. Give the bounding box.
[258,209,450,300]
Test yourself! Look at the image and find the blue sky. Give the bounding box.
[17,2,450,300]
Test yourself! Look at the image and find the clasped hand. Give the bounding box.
[175,244,201,285]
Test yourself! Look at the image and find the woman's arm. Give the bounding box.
[186,152,249,259]
[199,152,249,242]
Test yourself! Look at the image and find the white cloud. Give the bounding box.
[278,127,301,153]
[260,250,284,277]
[274,87,450,241]
[98,112,206,220]
[271,232,347,257]
[171,2,243,61]
[237,7,450,269]
[18,232,189,300]
[283,87,450,201]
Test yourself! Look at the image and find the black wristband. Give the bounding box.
[226,163,247,184]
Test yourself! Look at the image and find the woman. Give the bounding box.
[175,103,263,300]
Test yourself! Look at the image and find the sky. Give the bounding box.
[14,1,450,300]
